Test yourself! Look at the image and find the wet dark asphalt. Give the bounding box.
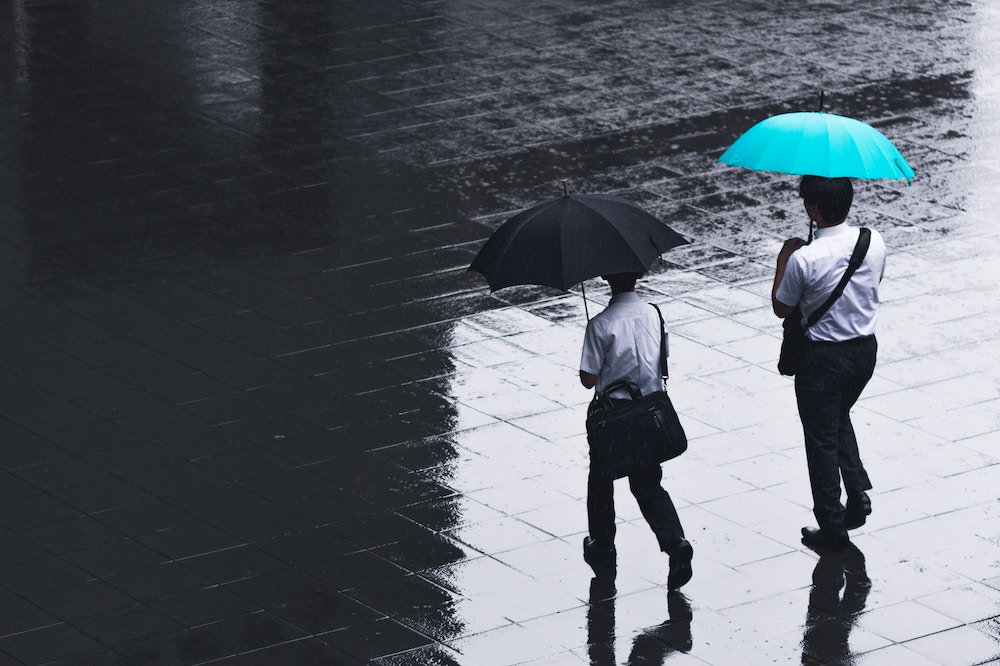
[1,1,999,664]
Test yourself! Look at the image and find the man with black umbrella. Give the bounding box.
[579,272,693,589]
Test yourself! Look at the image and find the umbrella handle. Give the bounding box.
[581,280,590,320]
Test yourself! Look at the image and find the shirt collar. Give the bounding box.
[814,223,852,239]
[609,291,641,304]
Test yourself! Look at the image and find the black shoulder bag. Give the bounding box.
[585,304,688,480]
[778,228,872,376]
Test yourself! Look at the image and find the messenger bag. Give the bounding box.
[585,304,687,480]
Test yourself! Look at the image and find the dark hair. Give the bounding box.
[798,176,853,224]
[604,273,639,293]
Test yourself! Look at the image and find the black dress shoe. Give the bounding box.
[801,527,849,552]
[583,537,616,576]
[667,539,693,591]
[844,493,872,530]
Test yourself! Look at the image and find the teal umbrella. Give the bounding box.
[718,111,915,182]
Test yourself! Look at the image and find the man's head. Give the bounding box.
[603,272,641,294]
[799,175,853,226]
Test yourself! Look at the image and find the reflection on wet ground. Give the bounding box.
[0,0,999,664]
[587,577,693,666]
[802,546,870,664]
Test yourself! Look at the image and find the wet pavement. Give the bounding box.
[1,0,999,664]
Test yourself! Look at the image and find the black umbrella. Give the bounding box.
[469,182,688,293]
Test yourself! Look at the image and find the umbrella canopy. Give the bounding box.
[718,111,915,181]
[469,192,688,292]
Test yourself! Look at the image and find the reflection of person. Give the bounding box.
[801,546,870,663]
[580,273,692,589]
[586,576,693,666]
[586,577,617,665]
[772,176,886,551]
[625,592,693,662]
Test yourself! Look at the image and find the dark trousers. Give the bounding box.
[794,336,876,540]
[587,457,684,554]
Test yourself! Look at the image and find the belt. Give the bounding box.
[809,334,875,346]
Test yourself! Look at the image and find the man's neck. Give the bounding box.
[815,219,845,230]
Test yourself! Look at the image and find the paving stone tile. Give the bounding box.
[0,624,105,665]
[150,587,258,630]
[370,643,472,666]
[30,579,138,624]
[193,611,307,655]
[72,605,182,649]
[104,562,212,604]
[857,600,963,643]
[322,617,433,663]
[117,629,228,666]
[239,638,362,666]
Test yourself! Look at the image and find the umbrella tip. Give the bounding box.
[819,91,824,112]
[561,179,570,197]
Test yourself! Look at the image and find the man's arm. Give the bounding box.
[772,238,806,318]
[580,370,598,389]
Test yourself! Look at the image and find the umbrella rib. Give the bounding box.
[492,199,561,289]
[572,196,655,277]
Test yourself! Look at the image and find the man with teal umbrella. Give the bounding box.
[773,176,886,551]
[720,106,910,550]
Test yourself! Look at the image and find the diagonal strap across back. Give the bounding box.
[651,303,668,382]
[803,227,871,330]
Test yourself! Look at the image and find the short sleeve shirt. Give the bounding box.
[775,224,887,342]
[580,292,664,398]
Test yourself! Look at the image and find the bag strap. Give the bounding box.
[650,303,668,381]
[601,381,643,402]
[804,228,871,329]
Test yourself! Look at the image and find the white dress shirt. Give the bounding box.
[580,292,665,398]
[776,224,887,342]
